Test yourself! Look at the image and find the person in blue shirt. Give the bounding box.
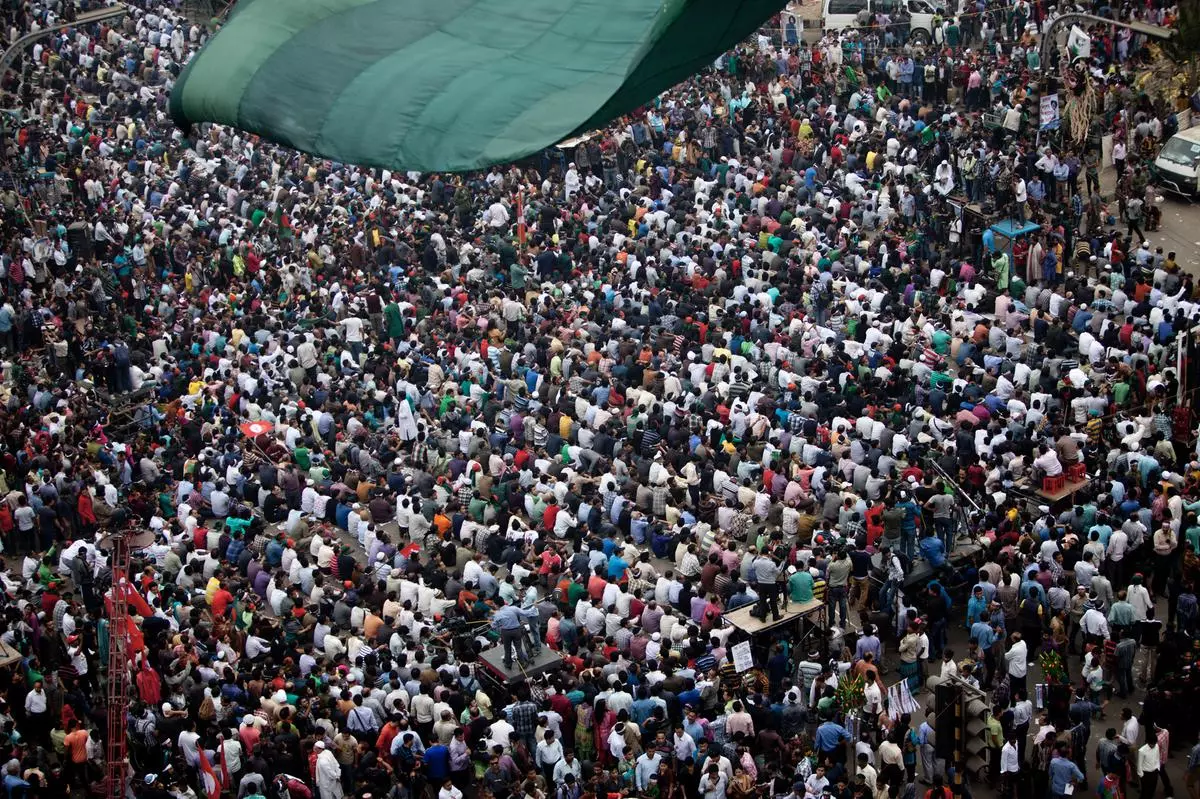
[970,612,999,687]
[814,719,851,759]
[897,496,922,560]
[1048,747,1084,798]
[727,582,755,611]
[918,529,947,573]
[424,742,451,782]
[966,585,988,629]
[2,766,29,799]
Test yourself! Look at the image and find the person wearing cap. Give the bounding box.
[314,739,343,799]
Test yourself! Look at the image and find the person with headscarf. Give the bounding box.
[934,160,955,196]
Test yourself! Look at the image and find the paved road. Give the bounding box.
[1150,191,1200,276]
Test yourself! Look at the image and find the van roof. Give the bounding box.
[1171,127,1200,145]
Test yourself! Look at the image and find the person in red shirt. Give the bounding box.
[538,547,562,582]
[210,581,234,618]
[587,568,608,601]
[542,498,560,534]
[239,715,262,755]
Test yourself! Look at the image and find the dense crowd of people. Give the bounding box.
[0,1,1199,799]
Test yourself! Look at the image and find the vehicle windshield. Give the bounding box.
[1158,136,1200,168]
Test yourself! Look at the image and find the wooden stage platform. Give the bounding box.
[723,597,825,635]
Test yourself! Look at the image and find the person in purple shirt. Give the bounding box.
[854,624,883,663]
[690,595,707,624]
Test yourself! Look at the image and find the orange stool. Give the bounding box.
[1067,463,1087,481]
[1043,474,1067,493]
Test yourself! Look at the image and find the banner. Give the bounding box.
[1040,93,1060,131]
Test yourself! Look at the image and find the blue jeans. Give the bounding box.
[935,517,956,551]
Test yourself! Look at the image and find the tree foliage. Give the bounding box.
[1162,0,1200,95]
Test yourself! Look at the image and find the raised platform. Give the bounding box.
[872,541,984,586]
[722,597,825,636]
[1035,477,1090,503]
[476,645,564,685]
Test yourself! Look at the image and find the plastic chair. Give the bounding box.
[1043,474,1067,493]
[1067,463,1087,481]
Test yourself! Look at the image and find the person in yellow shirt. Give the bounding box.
[205,574,221,606]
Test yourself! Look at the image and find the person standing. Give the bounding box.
[827,550,852,628]
[1154,724,1175,799]
[315,741,344,799]
[23,680,49,747]
[1004,632,1029,698]
[752,550,782,622]
[1000,730,1021,799]
[1137,734,1163,799]
[849,541,873,613]
[1136,608,1163,686]
[1049,744,1085,799]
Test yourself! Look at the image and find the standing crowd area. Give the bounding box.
[1,2,1200,799]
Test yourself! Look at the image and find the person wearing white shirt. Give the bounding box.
[1120,708,1141,746]
[1033,445,1062,477]
[1081,605,1109,640]
[636,751,664,791]
[437,782,463,799]
[553,753,582,783]
[245,634,271,660]
[486,718,514,751]
[534,731,563,780]
[324,631,346,661]
[1004,634,1029,696]
[24,680,48,743]
[700,766,729,799]
[673,728,697,761]
[1127,578,1153,621]
[1136,738,1162,799]
[1000,735,1020,783]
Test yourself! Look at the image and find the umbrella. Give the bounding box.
[239,421,274,438]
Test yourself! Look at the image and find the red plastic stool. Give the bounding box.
[1067,463,1087,481]
[1043,474,1067,493]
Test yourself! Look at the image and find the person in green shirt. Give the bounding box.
[293,444,311,471]
[1185,515,1200,554]
[509,261,528,290]
[931,328,951,355]
[226,516,252,537]
[789,566,815,603]
[1112,380,1131,406]
[383,300,405,342]
[564,579,587,610]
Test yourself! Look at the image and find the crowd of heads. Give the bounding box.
[0,0,1199,798]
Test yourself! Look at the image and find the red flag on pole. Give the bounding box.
[198,748,221,799]
[218,741,232,791]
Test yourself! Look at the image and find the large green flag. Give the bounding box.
[170,0,788,172]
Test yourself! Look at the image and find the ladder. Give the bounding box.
[104,532,131,799]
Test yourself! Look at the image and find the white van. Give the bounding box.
[1153,126,1200,196]
[821,0,944,45]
